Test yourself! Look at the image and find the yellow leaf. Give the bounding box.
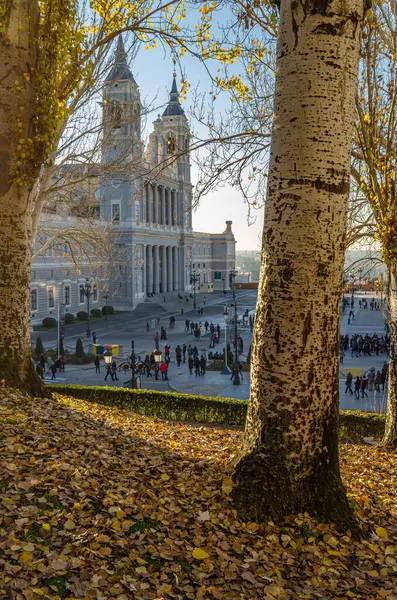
[42,523,51,531]
[20,551,34,563]
[222,478,233,495]
[64,519,75,530]
[116,509,126,519]
[192,547,209,560]
[29,456,36,464]
[23,543,35,552]
[376,527,388,538]
[135,566,148,574]
[161,473,170,480]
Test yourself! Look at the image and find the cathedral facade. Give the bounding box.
[30,38,236,321]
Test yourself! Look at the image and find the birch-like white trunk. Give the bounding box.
[383,268,397,446]
[0,0,42,391]
[232,0,364,529]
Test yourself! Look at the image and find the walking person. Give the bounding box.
[159,361,168,380]
[182,344,187,363]
[354,376,360,399]
[154,332,160,350]
[375,370,382,392]
[360,374,369,399]
[104,364,114,382]
[175,345,182,367]
[111,359,118,381]
[94,355,100,374]
[345,371,353,395]
[188,355,194,375]
[199,355,206,375]
[50,362,57,380]
[194,355,200,376]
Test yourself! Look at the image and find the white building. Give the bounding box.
[30,37,236,320]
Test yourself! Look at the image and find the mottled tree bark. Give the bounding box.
[382,267,397,447]
[0,0,43,392]
[232,0,364,530]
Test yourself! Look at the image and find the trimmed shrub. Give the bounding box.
[75,338,85,358]
[90,308,102,318]
[46,384,386,439]
[42,317,57,328]
[76,311,88,321]
[64,313,75,324]
[207,360,249,372]
[33,336,44,360]
[102,305,114,315]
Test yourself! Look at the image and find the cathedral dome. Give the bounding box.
[162,75,185,117]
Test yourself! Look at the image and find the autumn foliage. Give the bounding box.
[0,389,396,599]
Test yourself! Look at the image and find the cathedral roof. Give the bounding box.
[106,36,136,83]
[162,75,185,117]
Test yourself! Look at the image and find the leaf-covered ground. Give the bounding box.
[0,390,396,600]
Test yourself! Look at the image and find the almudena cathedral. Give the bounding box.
[30,37,236,322]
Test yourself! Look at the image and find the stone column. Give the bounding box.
[161,246,167,293]
[179,246,186,291]
[148,185,153,223]
[173,246,179,291]
[172,190,178,227]
[167,246,173,292]
[143,186,147,222]
[146,245,153,294]
[153,185,158,224]
[143,244,147,293]
[167,188,172,226]
[153,245,160,293]
[161,186,166,225]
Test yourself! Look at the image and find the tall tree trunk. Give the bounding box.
[382,266,397,446]
[0,0,43,392]
[232,0,364,531]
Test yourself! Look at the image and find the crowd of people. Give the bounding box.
[340,332,389,361]
[35,354,65,380]
[344,362,388,398]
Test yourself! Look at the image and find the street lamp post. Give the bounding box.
[221,305,231,374]
[190,270,199,311]
[84,278,92,339]
[130,340,136,389]
[102,292,109,320]
[229,269,240,385]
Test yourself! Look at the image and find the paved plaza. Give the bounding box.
[34,289,389,412]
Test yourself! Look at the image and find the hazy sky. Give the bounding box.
[128,44,266,251]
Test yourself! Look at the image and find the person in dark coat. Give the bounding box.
[199,355,206,375]
[354,376,360,399]
[345,372,353,394]
[188,356,194,375]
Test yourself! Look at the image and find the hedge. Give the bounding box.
[90,308,102,318]
[42,317,57,328]
[47,384,386,437]
[64,313,75,324]
[102,305,114,315]
[76,311,88,321]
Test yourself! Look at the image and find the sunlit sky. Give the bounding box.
[129,43,266,251]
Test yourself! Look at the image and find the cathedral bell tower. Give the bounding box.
[101,36,142,166]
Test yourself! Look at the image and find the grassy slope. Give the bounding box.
[0,389,396,600]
